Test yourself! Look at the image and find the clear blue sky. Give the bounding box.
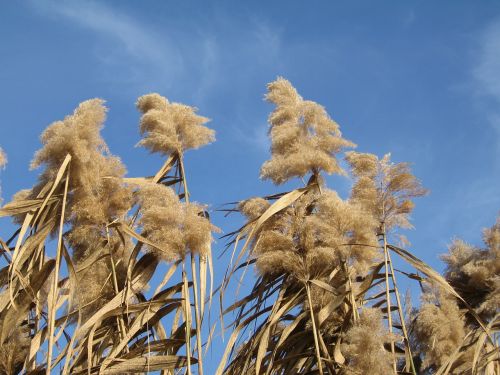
[0,1,499,372]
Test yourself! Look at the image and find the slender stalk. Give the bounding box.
[305,281,324,375]
[46,164,70,375]
[182,264,192,375]
[106,228,128,351]
[179,152,204,374]
[191,253,204,375]
[381,223,397,375]
[179,153,190,202]
[343,261,359,323]
[387,249,417,375]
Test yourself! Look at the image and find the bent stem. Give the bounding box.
[178,152,204,374]
[182,264,192,375]
[305,281,325,375]
[46,162,70,375]
[191,253,204,375]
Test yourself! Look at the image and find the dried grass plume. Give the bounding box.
[343,308,395,375]
[136,93,215,156]
[260,77,355,184]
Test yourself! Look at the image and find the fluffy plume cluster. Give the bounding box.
[73,234,131,320]
[27,99,134,317]
[410,218,500,372]
[30,99,133,235]
[136,93,215,155]
[343,308,395,375]
[0,325,29,374]
[413,288,466,369]
[239,188,378,280]
[441,217,500,318]
[345,151,426,231]
[136,182,213,261]
[260,78,355,184]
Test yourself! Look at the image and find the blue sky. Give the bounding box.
[0,1,499,372]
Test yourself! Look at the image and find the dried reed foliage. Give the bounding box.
[239,188,378,280]
[26,99,134,318]
[0,79,497,375]
[441,218,500,317]
[345,151,427,231]
[413,287,467,369]
[343,308,395,375]
[261,77,354,184]
[136,93,216,375]
[136,93,215,155]
[218,78,497,375]
[0,323,29,374]
[411,218,500,374]
[135,181,212,261]
[0,95,216,374]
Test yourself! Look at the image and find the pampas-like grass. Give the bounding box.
[260,77,355,184]
[26,99,134,319]
[0,94,218,375]
[409,218,500,374]
[441,218,500,317]
[216,79,491,375]
[135,181,213,261]
[0,324,29,375]
[343,308,395,375]
[28,99,133,238]
[346,151,427,231]
[413,287,466,369]
[1,79,498,375]
[136,93,215,155]
[238,197,270,221]
[241,188,379,280]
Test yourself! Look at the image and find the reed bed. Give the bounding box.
[0,78,497,374]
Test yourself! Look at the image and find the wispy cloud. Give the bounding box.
[29,1,285,104]
[474,21,500,99]
[28,0,287,154]
[473,19,500,153]
[29,0,186,91]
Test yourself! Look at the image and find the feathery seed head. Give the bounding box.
[238,197,271,221]
[135,181,213,261]
[136,93,215,156]
[441,217,500,317]
[343,308,395,375]
[260,77,355,184]
[29,99,132,220]
[414,288,466,369]
[346,152,427,230]
[248,188,379,280]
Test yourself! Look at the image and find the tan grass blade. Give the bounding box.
[46,159,70,374]
[0,259,55,345]
[387,244,491,337]
[101,355,194,374]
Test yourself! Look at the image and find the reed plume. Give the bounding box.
[261,77,355,184]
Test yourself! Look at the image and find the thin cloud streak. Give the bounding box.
[29,0,184,89]
[473,18,500,154]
